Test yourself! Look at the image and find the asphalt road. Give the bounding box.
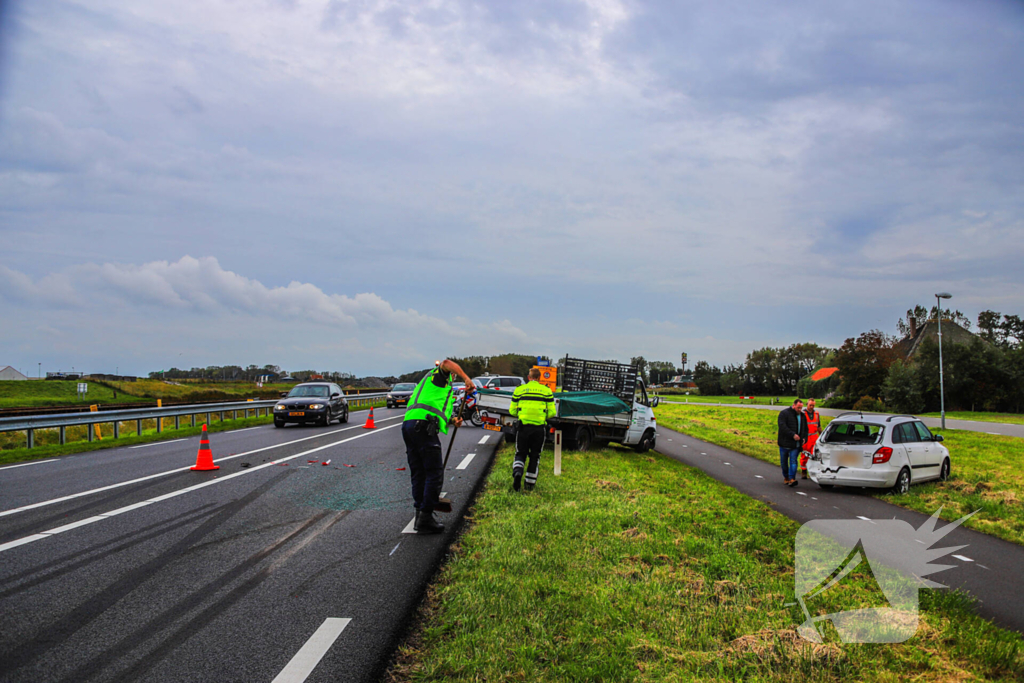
[658,400,1024,438]
[654,427,1024,634]
[0,406,500,683]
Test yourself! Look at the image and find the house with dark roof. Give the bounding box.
[895,315,980,360]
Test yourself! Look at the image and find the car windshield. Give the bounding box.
[287,385,329,398]
[822,422,884,445]
[392,384,415,391]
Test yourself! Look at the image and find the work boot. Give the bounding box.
[415,510,444,534]
[513,472,522,492]
[524,483,534,492]
[801,470,808,479]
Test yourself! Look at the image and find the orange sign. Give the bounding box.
[532,366,558,392]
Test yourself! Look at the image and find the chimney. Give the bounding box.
[909,315,918,338]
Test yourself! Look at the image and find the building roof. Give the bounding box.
[895,319,980,360]
[0,366,29,380]
[810,367,839,381]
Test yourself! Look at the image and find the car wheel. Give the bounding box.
[340,407,348,424]
[321,411,332,427]
[575,426,593,452]
[892,467,911,495]
[274,419,284,428]
[634,429,655,453]
[939,458,951,481]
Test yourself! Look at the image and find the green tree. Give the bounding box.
[630,356,649,384]
[882,360,925,414]
[834,330,899,400]
[692,361,722,396]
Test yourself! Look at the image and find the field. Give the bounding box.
[0,380,149,408]
[923,411,1024,426]
[654,404,1024,546]
[652,393,797,406]
[388,444,1023,681]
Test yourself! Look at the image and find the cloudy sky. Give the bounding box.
[1,0,1022,377]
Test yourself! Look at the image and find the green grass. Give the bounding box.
[921,411,1024,426]
[655,404,1024,546]
[388,444,1024,681]
[653,393,797,406]
[0,380,149,408]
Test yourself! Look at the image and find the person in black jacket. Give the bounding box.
[777,399,808,487]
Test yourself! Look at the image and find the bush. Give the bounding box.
[821,395,855,410]
[852,395,886,412]
[882,360,925,414]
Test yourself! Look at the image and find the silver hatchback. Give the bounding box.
[808,413,952,494]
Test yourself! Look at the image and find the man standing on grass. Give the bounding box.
[777,398,808,487]
[509,367,557,492]
[799,398,821,479]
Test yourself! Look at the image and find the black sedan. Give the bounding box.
[386,383,416,409]
[273,382,349,427]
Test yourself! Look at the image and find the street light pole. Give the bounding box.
[935,292,952,429]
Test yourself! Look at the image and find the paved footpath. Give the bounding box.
[658,400,1024,438]
[0,406,499,683]
[655,427,1024,635]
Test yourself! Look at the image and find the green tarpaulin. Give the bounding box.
[478,389,630,417]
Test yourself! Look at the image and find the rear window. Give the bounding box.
[822,422,884,445]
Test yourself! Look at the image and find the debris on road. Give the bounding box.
[240,462,251,468]
[396,467,406,471]
[322,460,331,466]
[343,464,356,468]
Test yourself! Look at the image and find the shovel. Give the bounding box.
[434,391,472,514]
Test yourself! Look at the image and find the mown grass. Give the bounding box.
[388,444,1023,682]
[921,411,1024,426]
[655,404,1024,547]
[0,379,297,409]
[653,393,797,406]
[0,380,149,408]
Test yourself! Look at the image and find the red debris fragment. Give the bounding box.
[395,467,406,471]
[276,463,289,466]
[322,460,331,466]
[308,460,319,464]
[343,464,356,468]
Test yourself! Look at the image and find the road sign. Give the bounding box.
[536,357,551,366]
[680,353,688,368]
[77,382,87,397]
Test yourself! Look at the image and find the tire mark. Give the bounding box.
[0,471,196,542]
[0,505,220,600]
[60,510,349,683]
[0,470,294,676]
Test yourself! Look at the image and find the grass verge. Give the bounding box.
[387,444,1023,681]
[655,404,1024,547]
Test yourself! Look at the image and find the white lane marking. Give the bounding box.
[915,539,926,544]
[478,435,490,444]
[403,492,447,534]
[754,475,763,479]
[682,445,688,448]
[229,426,263,433]
[700,452,706,455]
[0,416,404,519]
[723,462,731,465]
[389,542,400,556]
[0,424,403,555]
[130,439,187,449]
[456,453,477,470]
[953,554,974,562]
[271,617,351,683]
[796,492,807,496]
[811,497,817,500]
[978,564,990,570]
[0,459,58,470]
[857,516,870,521]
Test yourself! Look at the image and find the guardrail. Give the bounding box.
[0,393,388,449]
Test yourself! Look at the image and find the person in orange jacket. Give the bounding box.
[800,398,821,479]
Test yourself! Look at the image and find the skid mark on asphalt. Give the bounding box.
[58,509,349,683]
[0,471,295,677]
[0,504,220,600]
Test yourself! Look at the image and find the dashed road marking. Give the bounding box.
[0,459,57,470]
[402,492,448,534]
[856,516,871,521]
[796,492,807,496]
[723,462,731,466]
[130,439,187,449]
[978,564,990,570]
[953,555,974,562]
[456,453,477,470]
[389,542,401,557]
[271,617,351,683]
[478,435,491,444]
[754,475,763,479]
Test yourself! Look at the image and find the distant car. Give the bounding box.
[273,382,349,427]
[808,413,951,494]
[387,383,416,409]
[473,375,524,393]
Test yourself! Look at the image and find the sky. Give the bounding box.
[1,0,1022,378]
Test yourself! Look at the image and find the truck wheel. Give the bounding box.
[634,429,655,453]
[574,426,593,452]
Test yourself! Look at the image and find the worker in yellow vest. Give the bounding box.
[509,367,557,491]
[403,359,474,533]
[800,398,821,479]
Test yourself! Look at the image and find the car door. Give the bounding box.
[912,421,941,477]
[330,384,343,416]
[895,422,925,474]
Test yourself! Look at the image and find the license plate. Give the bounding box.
[836,452,862,467]
[289,412,305,417]
[484,424,502,432]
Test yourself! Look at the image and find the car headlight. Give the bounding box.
[387,394,393,399]
[308,403,324,410]
[274,404,286,411]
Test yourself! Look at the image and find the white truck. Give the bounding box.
[475,357,659,452]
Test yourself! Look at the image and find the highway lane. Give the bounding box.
[655,427,1024,634]
[0,406,501,682]
[657,400,1024,438]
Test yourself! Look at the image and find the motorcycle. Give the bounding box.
[452,390,484,427]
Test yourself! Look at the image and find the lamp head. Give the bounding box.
[935,292,952,299]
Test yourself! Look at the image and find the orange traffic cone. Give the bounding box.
[191,424,220,471]
[362,407,376,429]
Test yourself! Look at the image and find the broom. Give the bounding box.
[434,390,472,514]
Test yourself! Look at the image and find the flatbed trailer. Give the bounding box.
[475,358,658,452]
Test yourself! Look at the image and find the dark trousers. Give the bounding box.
[403,420,443,514]
[514,423,546,486]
